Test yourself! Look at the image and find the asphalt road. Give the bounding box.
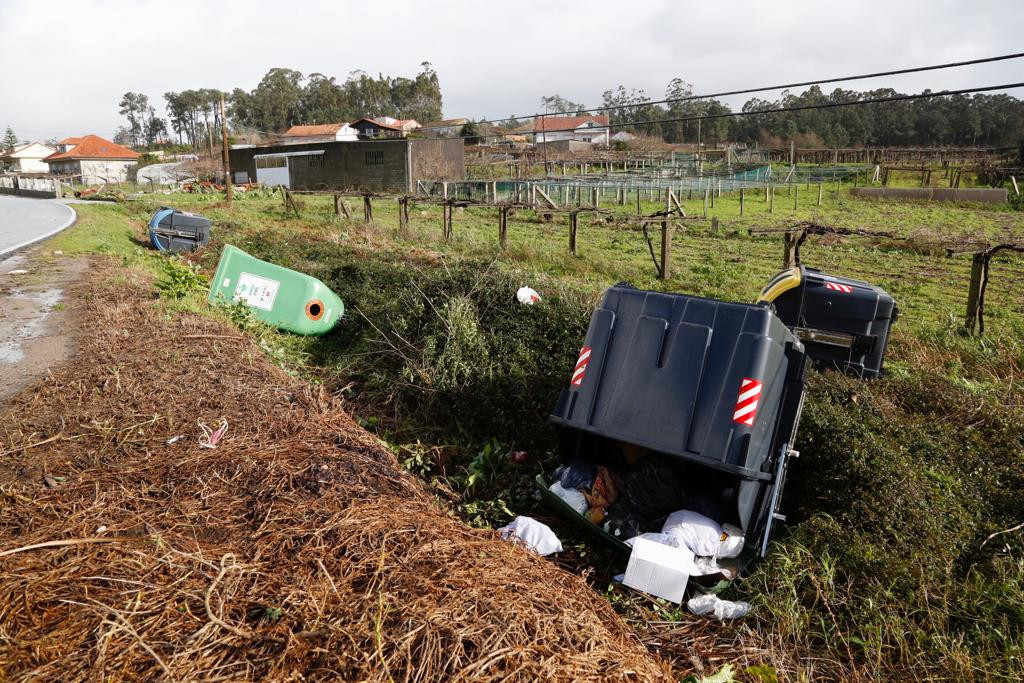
[0,195,77,257]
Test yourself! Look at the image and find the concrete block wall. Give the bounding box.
[850,187,1008,204]
[0,175,59,198]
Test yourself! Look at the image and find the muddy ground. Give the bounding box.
[0,250,88,402]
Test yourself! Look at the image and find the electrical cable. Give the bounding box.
[468,51,1024,128]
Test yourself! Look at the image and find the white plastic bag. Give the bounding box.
[550,481,588,515]
[687,592,719,615]
[498,516,563,556]
[516,286,541,305]
[662,510,722,557]
[713,598,750,620]
[687,592,750,620]
[718,523,745,559]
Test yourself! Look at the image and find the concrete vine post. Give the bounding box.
[569,212,579,255]
[659,220,672,280]
[498,206,508,249]
[398,197,409,232]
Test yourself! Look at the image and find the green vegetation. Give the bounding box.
[154,256,207,299]
[50,185,1024,679]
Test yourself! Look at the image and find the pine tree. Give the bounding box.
[3,126,17,152]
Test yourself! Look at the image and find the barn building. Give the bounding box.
[229,138,464,192]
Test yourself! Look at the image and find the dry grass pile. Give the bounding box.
[0,267,673,682]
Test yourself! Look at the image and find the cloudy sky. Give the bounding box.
[1,0,1021,141]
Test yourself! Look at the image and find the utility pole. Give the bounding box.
[541,105,549,178]
[220,93,232,205]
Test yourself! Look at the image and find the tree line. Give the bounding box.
[113,65,1022,153]
[113,63,442,151]
[229,63,442,133]
[539,78,1024,149]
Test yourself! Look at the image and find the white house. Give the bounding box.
[420,118,469,138]
[282,123,358,143]
[375,116,421,134]
[533,115,610,145]
[44,135,140,184]
[0,142,57,173]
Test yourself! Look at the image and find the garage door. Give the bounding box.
[255,155,290,188]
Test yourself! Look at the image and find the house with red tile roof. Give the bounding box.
[0,142,57,173]
[350,117,420,139]
[533,115,610,145]
[282,123,358,143]
[44,135,140,184]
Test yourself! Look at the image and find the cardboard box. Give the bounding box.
[622,537,695,603]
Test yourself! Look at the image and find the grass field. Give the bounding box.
[47,183,1024,681]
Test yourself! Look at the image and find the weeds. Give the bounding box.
[154,256,207,299]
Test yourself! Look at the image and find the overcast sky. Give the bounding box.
[1,0,1021,141]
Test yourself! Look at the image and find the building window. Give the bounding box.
[293,154,324,170]
[365,150,384,165]
[255,155,287,169]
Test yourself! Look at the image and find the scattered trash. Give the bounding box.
[691,556,738,580]
[662,510,724,557]
[52,250,63,256]
[624,532,679,549]
[583,466,618,523]
[198,418,228,449]
[43,475,59,488]
[166,434,186,445]
[7,269,29,275]
[507,450,529,465]
[616,456,687,521]
[498,516,563,556]
[550,481,587,515]
[516,286,541,304]
[687,592,750,620]
[95,525,107,534]
[553,459,597,490]
[604,507,646,539]
[622,536,694,603]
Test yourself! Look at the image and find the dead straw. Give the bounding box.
[0,263,677,682]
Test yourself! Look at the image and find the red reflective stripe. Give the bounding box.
[732,377,763,426]
[571,346,592,387]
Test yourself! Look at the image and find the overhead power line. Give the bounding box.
[467,81,1024,138]
[468,51,1024,128]
[220,51,1024,140]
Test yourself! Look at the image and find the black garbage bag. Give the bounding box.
[602,504,653,540]
[554,459,598,490]
[617,456,687,520]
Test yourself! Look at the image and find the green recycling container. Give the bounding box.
[208,245,343,335]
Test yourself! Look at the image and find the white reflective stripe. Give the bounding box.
[572,366,586,380]
[732,399,758,420]
[576,348,592,364]
[736,384,762,403]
